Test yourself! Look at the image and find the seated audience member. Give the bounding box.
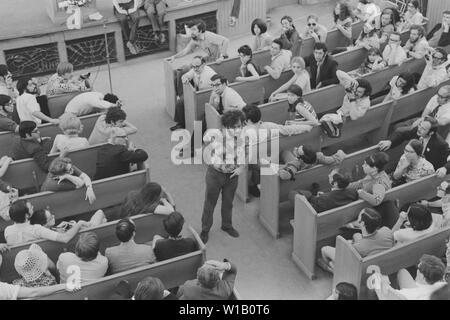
[305,43,339,89]
[319,208,394,273]
[263,38,292,80]
[0,65,18,100]
[133,277,177,300]
[354,22,380,50]
[0,280,71,300]
[403,25,429,60]
[251,18,273,52]
[372,254,447,300]
[376,8,398,44]
[46,62,90,97]
[417,48,449,90]
[0,94,18,132]
[167,19,229,64]
[288,168,358,212]
[209,75,246,114]
[16,78,59,125]
[279,145,345,181]
[30,207,105,230]
[358,48,385,75]
[113,0,141,55]
[379,117,449,171]
[11,121,53,172]
[152,211,197,261]
[94,133,148,180]
[400,1,424,32]
[105,218,155,274]
[328,282,358,300]
[13,244,57,288]
[427,11,450,49]
[354,0,380,23]
[382,32,407,66]
[177,259,237,300]
[348,152,392,206]
[50,114,89,154]
[392,139,435,185]
[383,72,416,102]
[285,85,319,126]
[143,0,168,44]
[88,106,137,145]
[40,157,97,205]
[430,283,450,300]
[235,45,260,82]
[65,92,120,116]
[120,182,175,218]
[420,181,450,228]
[279,16,301,56]
[270,56,311,100]
[57,232,108,284]
[302,15,327,44]
[4,200,86,245]
[333,2,353,45]
[391,204,440,245]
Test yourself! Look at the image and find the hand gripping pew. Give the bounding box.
[292,174,448,280]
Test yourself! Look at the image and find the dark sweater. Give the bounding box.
[11,136,52,172]
[154,237,197,261]
[305,54,339,89]
[309,188,358,213]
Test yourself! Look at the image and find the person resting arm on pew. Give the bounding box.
[50,114,89,154]
[382,72,416,103]
[40,157,97,205]
[4,200,88,245]
[402,25,429,60]
[209,75,246,114]
[0,280,77,300]
[284,85,320,126]
[381,32,407,67]
[356,48,385,76]
[263,38,292,80]
[269,56,311,101]
[235,45,260,82]
[177,259,237,300]
[65,92,121,117]
[318,208,394,273]
[0,95,18,133]
[45,62,90,97]
[417,48,449,90]
[302,15,328,44]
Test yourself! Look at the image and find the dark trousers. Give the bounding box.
[37,95,50,118]
[230,0,241,18]
[201,166,239,233]
[114,8,140,44]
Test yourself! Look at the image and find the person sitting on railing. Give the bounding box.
[318,208,394,273]
[133,276,177,300]
[381,32,407,67]
[375,7,399,45]
[209,75,246,114]
[279,16,301,57]
[399,0,424,32]
[251,18,273,52]
[333,1,353,46]
[270,56,311,101]
[177,259,237,300]
[94,132,148,180]
[427,11,450,49]
[105,218,155,274]
[357,48,385,75]
[305,43,339,89]
[235,45,261,83]
[49,114,89,154]
[301,15,328,44]
[40,157,97,205]
[143,0,168,44]
[16,78,59,126]
[417,48,449,90]
[403,25,429,60]
[113,0,143,55]
[4,200,87,245]
[65,92,121,117]
[263,38,292,80]
[0,95,18,133]
[383,71,417,103]
[152,211,197,261]
[88,106,138,145]
[57,232,108,284]
[46,62,90,97]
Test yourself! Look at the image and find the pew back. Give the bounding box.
[48,91,89,119]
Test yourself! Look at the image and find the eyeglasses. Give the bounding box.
[211,82,222,88]
[307,23,317,26]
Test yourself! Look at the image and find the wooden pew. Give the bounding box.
[0,212,169,283]
[333,226,450,299]
[292,174,448,280]
[47,91,90,119]
[0,113,101,158]
[35,226,205,300]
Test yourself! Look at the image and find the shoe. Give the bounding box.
[248,185,260,198]
[159,33,167,44]
[221,227,239,238]
[316,258,334,274]
[127,42,138,55]
[170,123,184,131]
[200,231,209,244]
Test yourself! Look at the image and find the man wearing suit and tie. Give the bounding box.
[305,43,339,89]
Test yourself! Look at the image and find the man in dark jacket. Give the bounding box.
[305,42,339,89]
[94,134,149,180]
[427,11,450,49]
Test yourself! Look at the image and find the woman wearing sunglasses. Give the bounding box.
[301,15,327,44]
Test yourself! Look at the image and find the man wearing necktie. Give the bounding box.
[305,43,339,89]
[209,75,246,115]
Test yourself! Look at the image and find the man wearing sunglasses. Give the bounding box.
[418,47,449,90]
[301,14,327,44]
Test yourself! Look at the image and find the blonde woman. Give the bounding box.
[50,113,89,154]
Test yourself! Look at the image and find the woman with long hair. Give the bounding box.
[383,72,417,102]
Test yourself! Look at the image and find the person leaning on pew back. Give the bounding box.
[65,92,121,117]
[46,62,90,97]
[302,14,328,45]
[417,47,449,90]
[263,38,292,80]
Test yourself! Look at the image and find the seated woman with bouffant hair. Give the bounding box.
[46,62,90,97]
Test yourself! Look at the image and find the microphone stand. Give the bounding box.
[103,19,114,94]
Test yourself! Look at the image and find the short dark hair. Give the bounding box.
[409,24,425,37]
[0,64,8,78]
[331,170,350,189]
[210,74,228,85]
[115,219,136,242]
[359,208,382,234]
[105,107,126,124]
[418,254,446,284]
[19,121,37,138]
[251,18,267,35]
[221,110,245,129]
[0,94,12,113]
[423,116,439,135]
[408,139,423,156]
[407,203,432,231]
[187,19,206,33]
[430,283,450,300]
[9,200,30,223]
[435,48,448,62]
[75,232,100,262]
[272,38,284,50]
[335,282,358,300]
[163,211,185,237]
[104,93,119,104]
[314,42,328,53]
[396,72,417,95]
[242,104,261,123]
[409,0,420,9]
[356,78,372,97]
[238,45,253,57]
[280,15,293,24]
[299,146,317,164]
[16,77,31,95]
[134,277,165,300]
[29,209,47,226]
[365,152,389,172]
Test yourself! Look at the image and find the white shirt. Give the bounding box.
[210,87,246,113]
[269,50,292,78]
[65,92,113,116]
[0,282,20,300]
[403,37,429,59]
[357,3,380,22]
[389,76,415,99]
[382,45,407,66]
[50,134,90,154]
[423,95,450,125]
[397,282,446,300]
[5,222,59,245]
[418,63,448,90]
[57,252,108,284]
[182,66,217,90]
[16,92,41,124]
